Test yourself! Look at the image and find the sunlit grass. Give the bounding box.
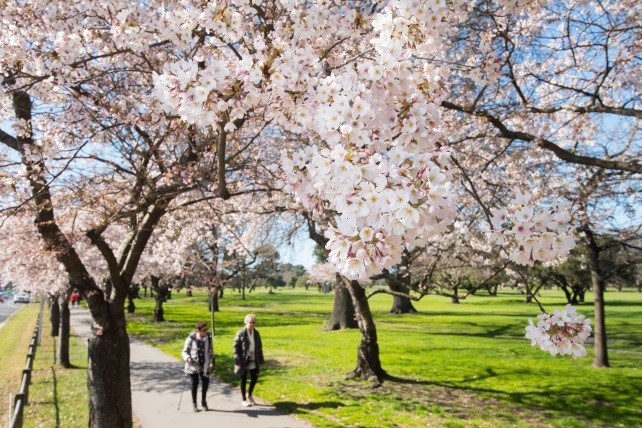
[0,304,38,426]
[126,288,642,427]
[24,307,89,428]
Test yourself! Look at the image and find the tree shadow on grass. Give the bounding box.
[270,400,345,414]
[381,370,642,427]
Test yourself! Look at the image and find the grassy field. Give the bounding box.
[0,303,89,428]
[126,288,642,428]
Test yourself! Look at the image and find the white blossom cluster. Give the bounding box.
[488,192,576,266]
[525,305,592,358]
[282,145,456,281]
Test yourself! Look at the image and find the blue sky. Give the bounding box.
[279,234,316,269]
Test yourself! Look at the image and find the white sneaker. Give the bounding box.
[247,396,256,405]
[241,400,251,407]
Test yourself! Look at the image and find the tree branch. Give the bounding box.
[441,100,642,174]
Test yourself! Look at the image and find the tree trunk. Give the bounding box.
[50,295,60,337]
[151,275,166,322]
[386,250,417,314]
[127,284,137,313]
[388,280,417,314]
[344,278,386,384]
[558,281,574,304]
[127,297,135,314]
[325,274,358,330]
[209,287,220,312]
[57,294,71,368]
[87,302,132,427]
[103,278,113,302]
[584,227,609,368]
[488,284,498,296]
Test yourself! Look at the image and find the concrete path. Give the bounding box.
[69,306,312,428]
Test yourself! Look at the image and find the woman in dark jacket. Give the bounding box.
[233,313,264,407]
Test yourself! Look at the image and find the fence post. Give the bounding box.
[20,370,31,405]
[10,393,25,428]
[37,299,44,345]
[8,393,12,428]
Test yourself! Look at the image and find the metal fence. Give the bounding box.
[8,300,43,428]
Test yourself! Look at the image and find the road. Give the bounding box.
[0,301,24,329]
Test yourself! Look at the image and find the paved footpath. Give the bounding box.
[69,306,312,428]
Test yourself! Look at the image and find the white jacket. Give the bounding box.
[181,332,213,375]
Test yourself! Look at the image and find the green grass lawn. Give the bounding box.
[0,304,38,425]
[23,306,89,428]
[126,288,642,428]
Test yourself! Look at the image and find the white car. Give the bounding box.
[13,293,31,304]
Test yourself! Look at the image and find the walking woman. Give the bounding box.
[233,314,265,407]
[182,321,214,412]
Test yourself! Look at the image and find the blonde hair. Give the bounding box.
[244,314,256,324]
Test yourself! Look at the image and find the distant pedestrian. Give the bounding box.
[182,321,214,412]
[70,290,80,306]
[233,313,264,407]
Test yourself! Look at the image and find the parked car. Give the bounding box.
[13,292,31,304]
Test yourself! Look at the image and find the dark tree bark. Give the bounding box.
[388,279,418,313]
[209,286,220,312]
[151,275,167,322]
[325,274,358,330]
[57,294,71,368]
[103,278,113,302]
[344,278,387,384]
[50,295,60,337]
[386,251,418,314]
[127,284,139,314]
[583,226,609,368]
[87,297,132,427]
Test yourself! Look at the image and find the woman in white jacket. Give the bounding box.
[182,321,213,412]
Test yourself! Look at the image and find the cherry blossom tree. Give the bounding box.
[440,0,640,367]
[0,3,215,422]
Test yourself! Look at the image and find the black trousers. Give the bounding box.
[240,368,258,399]
[190,372,209,403]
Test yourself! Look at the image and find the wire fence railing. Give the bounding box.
[8,299,44,428]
